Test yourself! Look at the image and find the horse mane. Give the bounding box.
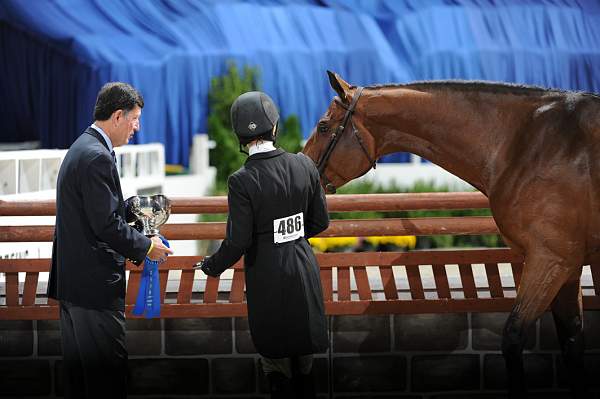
[360,80,600,100]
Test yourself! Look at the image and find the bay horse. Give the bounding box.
[303,71,600,398]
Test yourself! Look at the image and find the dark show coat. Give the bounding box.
[203,148,329,358]
[48,127,151,311]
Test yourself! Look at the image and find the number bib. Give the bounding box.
[273,212,305,244]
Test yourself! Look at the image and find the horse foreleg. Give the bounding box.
[551,267,587,398]
[502,250,580,398]
[502,310,527,397]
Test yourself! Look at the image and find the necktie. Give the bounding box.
[110,150,117,164]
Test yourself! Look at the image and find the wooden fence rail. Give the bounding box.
[2,193,600,320]
[0,192,490,216]
[0,217,499,242]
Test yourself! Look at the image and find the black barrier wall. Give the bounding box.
[1,312,600,398]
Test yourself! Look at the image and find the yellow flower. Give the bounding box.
[365,236,417,249]
[308,237,359,252]
[309,236,416,252]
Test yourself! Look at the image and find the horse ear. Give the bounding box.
[327,70,351,103]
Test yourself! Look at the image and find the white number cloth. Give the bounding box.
[273,212,304,244]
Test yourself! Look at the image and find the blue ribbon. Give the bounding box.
[133,236,170,318]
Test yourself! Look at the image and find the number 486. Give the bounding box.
[277,215,302,235]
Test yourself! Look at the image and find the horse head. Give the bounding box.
[303,71,377,194]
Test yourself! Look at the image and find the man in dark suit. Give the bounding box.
[196,91,330,398]
[48,82,173,399]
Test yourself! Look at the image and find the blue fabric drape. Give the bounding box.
[1,0,599,165]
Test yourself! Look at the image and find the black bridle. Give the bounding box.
[315,87,377,193]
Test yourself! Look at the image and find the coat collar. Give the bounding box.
[246,148,285,162]
[85,126,111,152]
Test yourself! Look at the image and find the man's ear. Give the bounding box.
[327,70,351,103]
[111,109,123,125]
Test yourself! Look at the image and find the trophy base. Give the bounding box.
[144,228,160,237]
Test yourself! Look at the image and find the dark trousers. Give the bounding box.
[59,301,128,399]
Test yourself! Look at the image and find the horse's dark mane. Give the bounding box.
[360,80,600,99]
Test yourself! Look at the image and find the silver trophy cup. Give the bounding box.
[125,194,171,237]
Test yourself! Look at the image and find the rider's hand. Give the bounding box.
[193,257,218,277]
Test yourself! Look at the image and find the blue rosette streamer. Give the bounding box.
[133,236,170,318]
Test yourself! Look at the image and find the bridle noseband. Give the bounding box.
[315,87,377,193]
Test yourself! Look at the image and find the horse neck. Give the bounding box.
[361,86,536,193]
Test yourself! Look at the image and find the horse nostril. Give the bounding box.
[326,183,336,194]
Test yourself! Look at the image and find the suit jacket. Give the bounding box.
[203,148,330,358]
[48,127,151,311]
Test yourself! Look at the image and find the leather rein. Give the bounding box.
[315,87,376,193]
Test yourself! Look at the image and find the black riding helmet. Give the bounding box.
[230,91,279,145]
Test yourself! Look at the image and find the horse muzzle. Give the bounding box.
[325,183,337,194]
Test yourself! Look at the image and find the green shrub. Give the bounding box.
[276,114,303,154]
[208,62,303,187]
[208,63,257,185]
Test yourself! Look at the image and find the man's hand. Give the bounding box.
[147,235,173,262]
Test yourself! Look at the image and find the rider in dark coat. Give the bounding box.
[196,91,329,397]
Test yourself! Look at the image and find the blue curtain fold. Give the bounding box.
[1,0,599,165]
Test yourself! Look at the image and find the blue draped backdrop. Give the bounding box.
[1,0,599,166]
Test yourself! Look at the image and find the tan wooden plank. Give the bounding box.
[128,303,248,318]
[353,266,372,300]
[1,216,501,242]
[316,249,522,268]
[323,192,489,212]
[22,272,38,306]
[159,270,169,303]
[0,250,522,272]
[324,298,518,315]
[458,263,477,299]
[0,256,239,273]
[126,270,142,305]
[5,272,19,306]
[337,267,351,301]
[0,198,56,216]
[0,306,60,320]
[405,265,424,300]
[485,263,504,298]
[125,257,204,271]
[379,266,398,299]
[511,262,524,291]
[203,276,220,303]
[177,269,195,304]
[432,264,451,299]
[320,268,333,301]
[0,258,51,273]
[229,269,245,303]
[0,192,492,217]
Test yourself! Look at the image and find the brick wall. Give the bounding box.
[1,311,599,398]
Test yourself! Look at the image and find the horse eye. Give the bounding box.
[318,121,329,134]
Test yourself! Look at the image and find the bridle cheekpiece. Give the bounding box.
[315,87,376,193]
